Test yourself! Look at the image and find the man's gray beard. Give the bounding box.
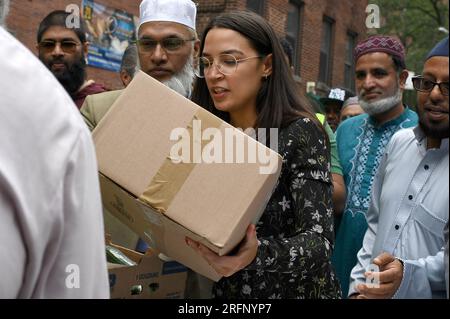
[359,88,403,116]
[161,56,195,98]
[0,0,10,28]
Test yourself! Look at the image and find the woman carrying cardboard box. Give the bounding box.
[187,11,342,299]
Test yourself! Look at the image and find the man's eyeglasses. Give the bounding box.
[38,40,81,54]
[412,76,449,96]
[195,54,262,78]
[136,37,196,53]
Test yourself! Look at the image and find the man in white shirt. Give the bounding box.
[349,37,449,299]
[0,1,109,298]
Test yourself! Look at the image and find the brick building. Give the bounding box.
[5,0,368,94]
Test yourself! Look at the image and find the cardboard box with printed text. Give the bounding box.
[106,236,187,299]
[94,71,282,281]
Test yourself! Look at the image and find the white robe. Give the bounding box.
[0,27,109,298]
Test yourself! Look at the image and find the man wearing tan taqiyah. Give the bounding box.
[80,0,214,298]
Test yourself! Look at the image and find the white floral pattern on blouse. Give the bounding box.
[213,118,342,299]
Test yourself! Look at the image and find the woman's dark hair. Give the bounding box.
[191,10,321,132]
[279,37,294,67]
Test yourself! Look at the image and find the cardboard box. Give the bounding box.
[106,237,188,299]
[93,71,282,281]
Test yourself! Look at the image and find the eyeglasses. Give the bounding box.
[412,76,449,96]
[195,54,262,78]
[38,40,81,54]
[136,37,196,53]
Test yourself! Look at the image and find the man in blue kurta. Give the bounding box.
[332,36,418,296]
[349,37,449,299]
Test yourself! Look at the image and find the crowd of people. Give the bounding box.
[0,0,448,299]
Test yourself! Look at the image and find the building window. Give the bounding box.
[345,32,357,92]
[246,0,265,15]
[319,17,334,85]
[285,0,302,74]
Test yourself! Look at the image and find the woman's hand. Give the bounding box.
[186,224,258,277]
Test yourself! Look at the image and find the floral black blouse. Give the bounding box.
[213,117,342,299]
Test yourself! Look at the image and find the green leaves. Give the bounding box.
[372,0,449,74]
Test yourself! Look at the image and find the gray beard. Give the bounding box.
[161,56,195,97]
[0,0,9,27]
[359,89,403,116]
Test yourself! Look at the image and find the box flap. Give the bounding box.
[101,173,222,281]
[99,173,166,252]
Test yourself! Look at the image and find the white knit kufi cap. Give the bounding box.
[139,0,197,31]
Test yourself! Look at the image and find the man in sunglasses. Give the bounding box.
[348,37,448,299]
[36,10,107,109]
[331,36,419,296]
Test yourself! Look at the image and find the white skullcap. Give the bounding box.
[139,0,197,31]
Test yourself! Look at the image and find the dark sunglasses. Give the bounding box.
[412,76,449,96]
[38,40,81,54]
[136,37,195,53]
